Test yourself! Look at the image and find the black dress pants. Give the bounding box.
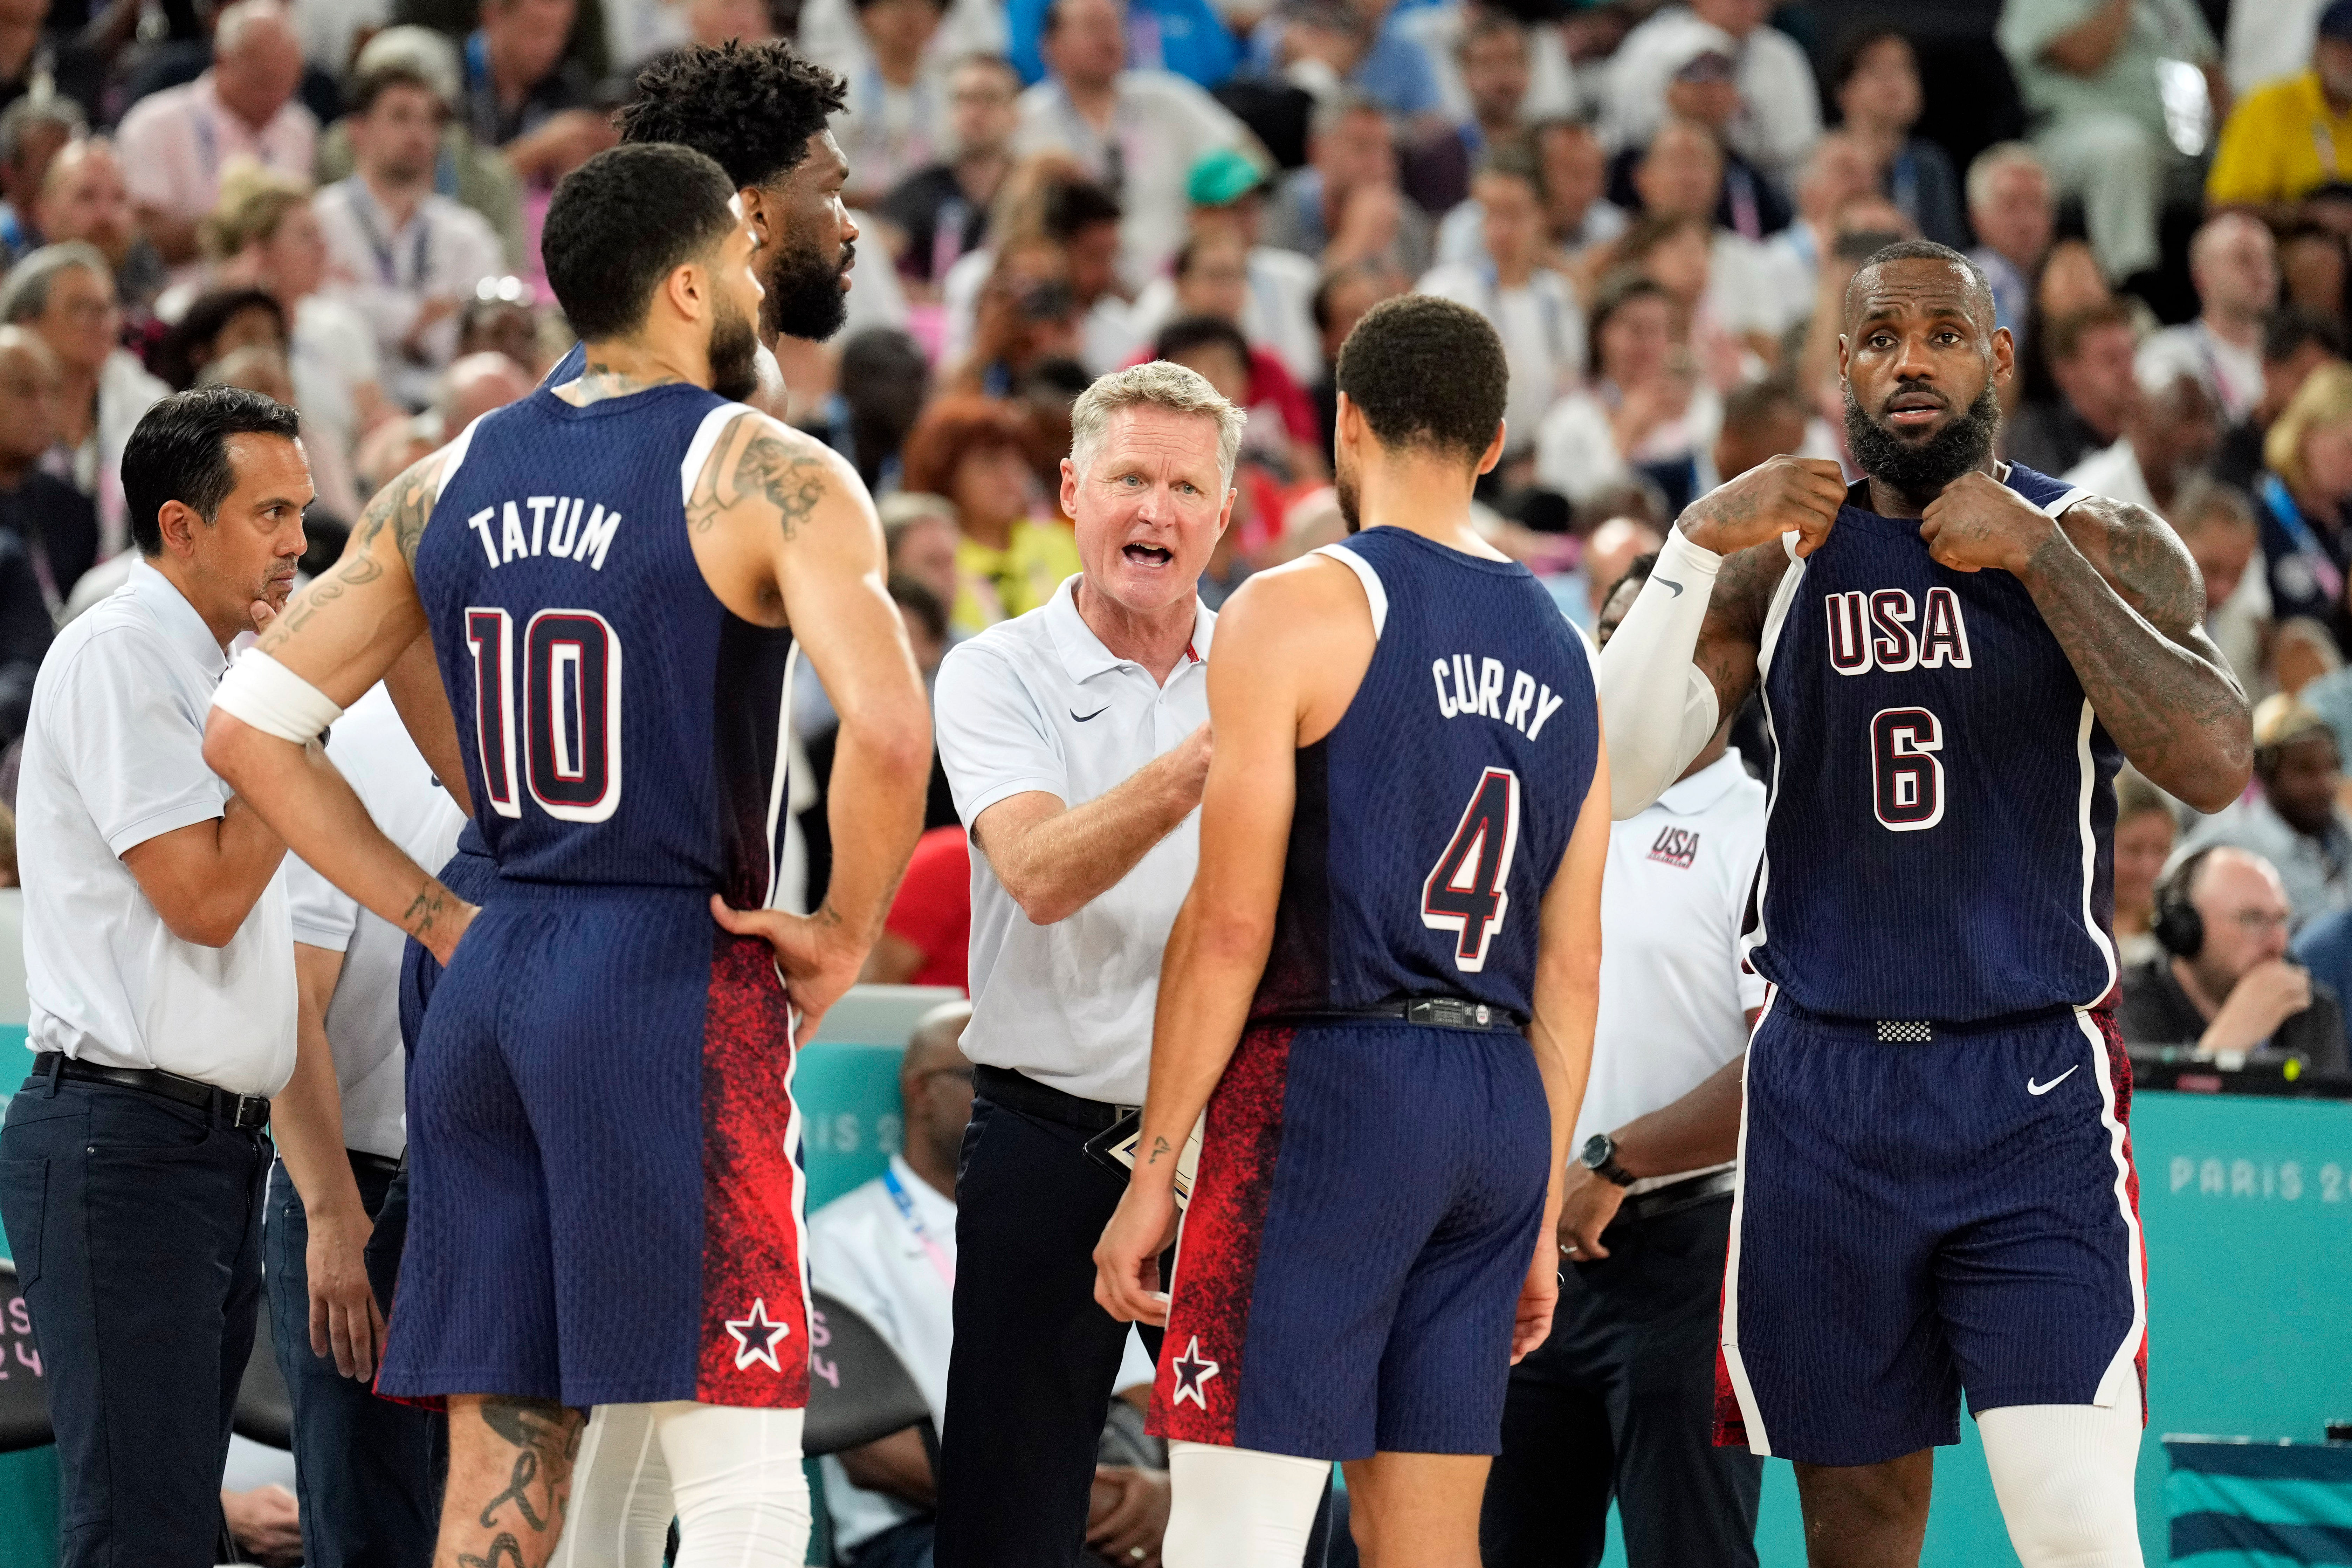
[1480,1196,1763,1568]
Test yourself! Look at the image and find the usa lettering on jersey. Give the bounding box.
[464,495,625,571]
[1824,586,1973,674]
[1430,653,1570,738]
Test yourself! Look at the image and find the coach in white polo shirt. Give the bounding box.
[930,360,1242,1568]
[0,387,310,1567]
[1481,549,1769,1568]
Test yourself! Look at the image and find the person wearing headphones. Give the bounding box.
[2116,844,2350,1070]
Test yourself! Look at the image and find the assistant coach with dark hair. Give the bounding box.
[0,386,311,1566]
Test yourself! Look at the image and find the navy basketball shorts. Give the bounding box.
[1717,996,2146,1467]
[1149,1019,1551,1459]
[375,882,809,1411]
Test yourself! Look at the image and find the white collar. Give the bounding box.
[126,559,230,679]
[1042,573,1215,684]
[1652,749,1751,816]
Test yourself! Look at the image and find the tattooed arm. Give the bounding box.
[204,452,479,962]
[1919,473,2253,811]
[683,412,931,1036]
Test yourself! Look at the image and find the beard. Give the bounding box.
[1335,451,1363,533]
[1843,378,2002,503]
[762,234,853,343]
[708,291,762,403]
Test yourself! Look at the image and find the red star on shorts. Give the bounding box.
[1170,1335,1220,1409]
[724,1298,791,1373]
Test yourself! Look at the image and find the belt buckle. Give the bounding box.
[1876,1020,1933,1043]
[232,1095,269,1130]
[1407,998,1490,1029]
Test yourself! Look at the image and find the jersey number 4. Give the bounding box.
[1870,706,1944,832]
[466,607,624,823]
[1423,767,1522,972]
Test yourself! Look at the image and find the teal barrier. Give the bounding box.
[3,1029,2347,1567]
[2163,1438,2352,1564]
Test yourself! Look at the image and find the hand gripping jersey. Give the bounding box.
[1745,463,2121,1025]
[1251,527,1600,1024]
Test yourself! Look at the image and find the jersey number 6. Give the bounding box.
[1423,767,1522,972]
[1870,706,1944,832]
[465,606,625,824]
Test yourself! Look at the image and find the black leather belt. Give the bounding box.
[1617,1168,1738,1226]
[349,1149,402,1180]
[973,1065,1135,1134]
[31,1052,270,1130]
[1273,996,1526,1033]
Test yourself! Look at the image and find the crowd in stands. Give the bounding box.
[1,0,2352,1051]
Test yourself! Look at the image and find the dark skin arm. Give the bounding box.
[1919,476,2253,811]
[837,1426,934,1507]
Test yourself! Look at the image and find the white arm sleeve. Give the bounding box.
[1595,528,1726,819]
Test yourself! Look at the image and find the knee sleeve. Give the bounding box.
[653,1402,811,1568]
[555,1404,676,1568]
[1979,1402,2145,1568]
[1163,1442,1329,1568]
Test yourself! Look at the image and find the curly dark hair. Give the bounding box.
[616,42,847,191]
[1335,295,1507,463]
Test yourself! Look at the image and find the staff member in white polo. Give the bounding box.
[0,386,310,1567]
[930,360,1242,1568]
[1480,549,1770,1568]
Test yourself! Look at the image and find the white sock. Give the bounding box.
[1162,1440,1329,1568]
[1979,1401,2145,1568]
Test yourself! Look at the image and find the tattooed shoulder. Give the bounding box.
[354,451,446,570]
[691,413,837,541]
[2062,497,2203,636]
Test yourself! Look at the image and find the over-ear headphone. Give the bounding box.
[2152,846,2217,959]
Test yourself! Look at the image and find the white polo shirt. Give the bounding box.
[810,1154,1155,1551]
[934,576,1213,1105]
[1571,750,1767,1191]
[285,685,468,1158]
[19,562,297,1098]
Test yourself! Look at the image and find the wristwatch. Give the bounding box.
[1577,1133,1638,1188]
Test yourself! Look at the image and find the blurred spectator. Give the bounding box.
[2277,223,2348,331]
[1609,28,1790,243]
[1438,115,1624,273]
[454,280,545,377]
[1417,146,1584,462]
[1601,0,1820,183]
[1045,176,1140,370]
[1153,250,1320,469]
[835,0,952,208]
[1620,120,1777,355]
[865,824,974,986]
[2118,844,2347,1065]
[186,163,381,522]
[0,93,84,264]
[2111,771,2177,966]
[2137,212,2278,425]
[354,348,532,496]
[884,53,1020,295]
[1712,376,1808,484]
[2207,0,2352,222]
[1246,0,1443,123]
[1964,141,2056,343]
[0,323,95,618]
[0,498,45,746]
[1012,0,1251,285]
[151,286,284,391]
[2062,368,2221,516]
[32,137,165,312]
[1753,132,1879,332]
[2215,305,2345,489]
[316,27,527,268]
[115,0,315,270]
[1453,10,1532,164]
[1830,28,1966,249]
[1576,514,1664,627]
[2256,359,2352,639]
[804,0,1004,94]
[2166,474,2271,690]
[0,241,165,556]
[2017,236,2117,410]
[2184,696,2352,929]
[1128,148,1319,384]
[197,340,296,403]
[1151,312,1307,568]
[316,61,504,410]
[1307,253,1397,445]
[1997,0,2221,285]
[885,491,963,617]
[901,392,1078,626]
[0,0,40,118]
[1536,273,1718,509]
[1263,88,1432,279]
[2279,616,2347,697]
[2007,299,2139,475]
[463,0,614,186]
[813,326,933,493]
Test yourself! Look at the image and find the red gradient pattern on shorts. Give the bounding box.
[1712,1330,1748,1450]
[695,932,810,1407]
[2092,1005,2149,1420]
[1150,1024,1296,1446]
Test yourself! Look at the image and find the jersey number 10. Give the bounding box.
[466,606,624,823]
[1422,767,1522,972]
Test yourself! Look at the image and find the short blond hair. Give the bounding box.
[2265,360,2352,493]
[204,159,313,260]
[1068,360,1246,490]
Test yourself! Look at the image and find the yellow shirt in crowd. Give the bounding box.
[953,519,1085,632]
[2208,70,2352,208]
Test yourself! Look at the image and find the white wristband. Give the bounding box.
[212,648,344,745]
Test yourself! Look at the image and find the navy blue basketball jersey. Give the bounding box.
[1746,463,2120,1022]
[1252,527,1599,1024]
[412,384,796,905]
